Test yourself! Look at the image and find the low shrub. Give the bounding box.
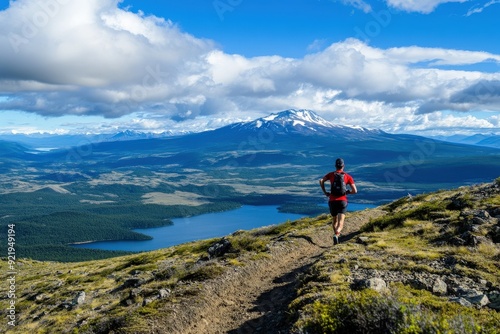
[295,288,492,334]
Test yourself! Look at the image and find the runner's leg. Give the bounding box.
[332,215,338,234]
[335,213,345,235]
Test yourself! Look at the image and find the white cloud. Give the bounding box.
[466,0,500,16]
[336,0,373,13]
[1,0,500,135]
[0,0,213,116]
[386,0,468,14]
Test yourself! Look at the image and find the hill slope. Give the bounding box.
[2,178,499,333]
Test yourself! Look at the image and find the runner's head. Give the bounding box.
[335,158,344,170]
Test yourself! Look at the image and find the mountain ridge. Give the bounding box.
[430,133,500,149]
[1,109,499,150]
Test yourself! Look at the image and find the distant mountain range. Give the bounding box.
[2,109,498,150]
[0,130,183,150]
[430,133,500,149]
[1,109,499,202]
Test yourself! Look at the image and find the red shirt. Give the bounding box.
[324,171,354,202]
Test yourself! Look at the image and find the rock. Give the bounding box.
[461,209,490,220]
[461,232,494,247]
[474,235,494,246]
[35,293,48,302]
[472,217,488,225]
[449,236,466,246]
[115,278,144,291]
[450,297,472,307]
[457,287,480,297]
[408,278,428,291]
[73,291,86,306]
[130,288,141,299]
[443,256,457,267]
[432,278,448,296]
[447,194,472,210]
[470,225,481,233]
[159,289,171,299]
[487,291,500,310]
[122,298,134,306]
[356,236,370,245]
[208,238,231,258]
[59,302,73,310]
[478,279,488,287]
[465,294,490,307]
[353,278,387,293]
[460,232,479,247]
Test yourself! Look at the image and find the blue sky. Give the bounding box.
[0,0,499,135]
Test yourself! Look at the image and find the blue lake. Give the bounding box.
[73,203,375,252]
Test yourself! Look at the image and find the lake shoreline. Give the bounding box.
[73,203,377,252]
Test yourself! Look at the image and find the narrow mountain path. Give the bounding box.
[150,208,385,334]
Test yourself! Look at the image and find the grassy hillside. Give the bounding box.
[1,179,499,333]
[289,179,500,333]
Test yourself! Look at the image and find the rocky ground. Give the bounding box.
[147,209,386,334]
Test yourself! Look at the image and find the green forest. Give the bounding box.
[0,185,243,262]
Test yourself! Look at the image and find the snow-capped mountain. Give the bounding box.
[227,109,382,137]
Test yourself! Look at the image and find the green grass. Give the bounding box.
[293,285,499,334]
[290,181,500,333]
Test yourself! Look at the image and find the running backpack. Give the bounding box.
[331,172,347,196]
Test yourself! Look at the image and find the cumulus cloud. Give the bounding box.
[0,0,499,135]
[416,80,500,116]
[0,0,213,117]
[385,0,468,13]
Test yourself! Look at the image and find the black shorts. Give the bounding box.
[328,200,348,216]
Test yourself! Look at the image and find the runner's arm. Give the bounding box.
[347,183,357,195]
[319,177,330,196]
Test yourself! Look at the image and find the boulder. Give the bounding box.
[116,278,144,291]
[356,236,370,245]
[432,278,448,296]
[465,294,490,307]
[450,297,472,307]
[447,194,472,210]
[449,236,466,246]
[487,291,500,310]
[353,278,387,293]
[208,238,231,258]
[72,291,86,306]
[159,288,171,299]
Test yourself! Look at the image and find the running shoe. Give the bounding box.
[333,234,339,245]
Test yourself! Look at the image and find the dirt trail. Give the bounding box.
[152,209,385,334]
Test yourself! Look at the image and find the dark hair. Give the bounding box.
[335,158,344,168]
